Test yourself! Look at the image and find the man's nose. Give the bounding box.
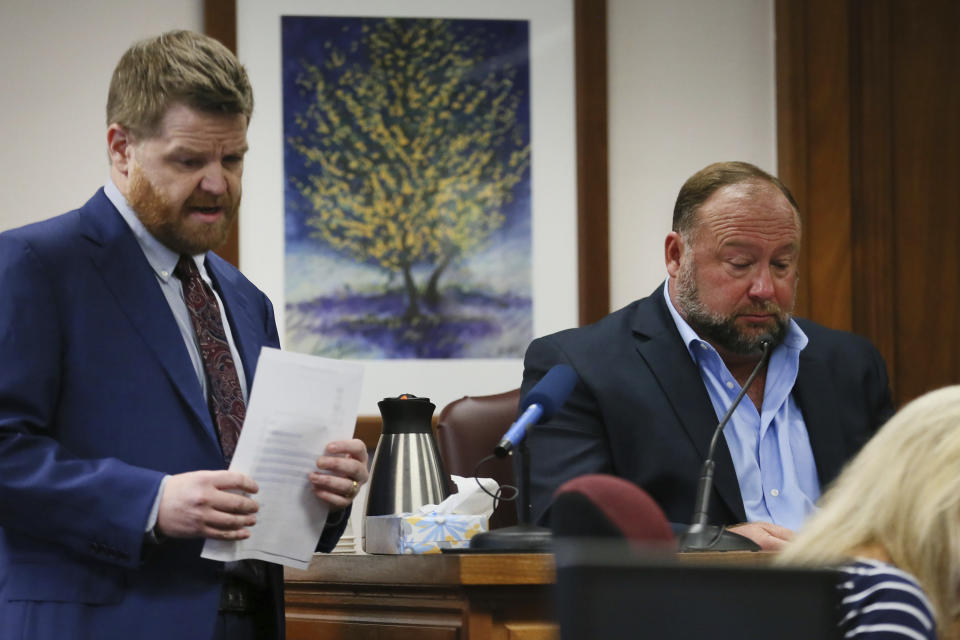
[199,164,227,194]
[748,267,775,299]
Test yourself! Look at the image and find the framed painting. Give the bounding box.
[205,0,608,421]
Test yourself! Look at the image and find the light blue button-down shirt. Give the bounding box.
[662,280,819,530]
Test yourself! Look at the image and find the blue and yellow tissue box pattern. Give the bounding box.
[365,513,488,554]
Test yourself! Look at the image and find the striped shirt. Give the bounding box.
[837,559,936,640]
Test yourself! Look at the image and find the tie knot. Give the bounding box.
[174,255,199,281]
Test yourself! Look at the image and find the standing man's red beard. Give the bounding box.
[127,165,240,255]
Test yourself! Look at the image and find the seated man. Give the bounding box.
[520,161,893,550]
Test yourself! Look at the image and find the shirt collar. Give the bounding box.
[104,178,205,281]
[661,277,808,361]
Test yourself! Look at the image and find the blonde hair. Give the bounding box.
[106,30,253,139]
[778,385,960,627]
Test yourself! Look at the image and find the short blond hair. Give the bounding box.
[778,385,960,627]
[106,30,253,138]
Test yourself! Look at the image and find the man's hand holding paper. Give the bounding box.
[310,439,370,511]
[202,347,365,569]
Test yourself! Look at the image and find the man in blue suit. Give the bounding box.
[522,162,893,550]
[0,31,367,639]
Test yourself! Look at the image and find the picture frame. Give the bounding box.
[205,0,608,433]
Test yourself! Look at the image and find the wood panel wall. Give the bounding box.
[776,0,960,406]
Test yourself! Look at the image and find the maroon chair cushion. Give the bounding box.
[552,474,675,547]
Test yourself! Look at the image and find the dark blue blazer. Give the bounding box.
[520,286,894,527]
[0,190,339,640]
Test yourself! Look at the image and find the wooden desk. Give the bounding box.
[284,553,558,640]
[283,550,775,639]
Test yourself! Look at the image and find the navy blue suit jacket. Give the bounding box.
[0,190,341,640]
[520,286,894,527]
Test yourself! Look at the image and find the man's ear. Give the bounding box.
[107,124,134,176]
[664,231,685,278]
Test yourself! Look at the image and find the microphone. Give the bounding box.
[678,340,772,552]
[494,364,578,457]
[470,364,579,552]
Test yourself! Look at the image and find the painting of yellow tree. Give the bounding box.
[282,16,532,358]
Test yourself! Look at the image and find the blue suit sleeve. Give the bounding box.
[0,234,163,568]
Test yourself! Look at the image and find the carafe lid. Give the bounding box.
[377,394,436,434]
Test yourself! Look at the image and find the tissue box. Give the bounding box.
[365,513,488,554]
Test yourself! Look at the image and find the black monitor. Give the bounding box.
[554,540,841,640]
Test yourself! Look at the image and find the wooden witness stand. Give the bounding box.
[282,551,774,639]
[284,553,557,640]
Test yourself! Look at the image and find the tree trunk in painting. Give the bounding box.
[401,264,421,320]
[423,255,451,307]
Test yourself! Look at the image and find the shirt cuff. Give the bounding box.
[144,475,170,541]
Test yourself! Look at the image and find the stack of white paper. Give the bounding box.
[202,347,363,570]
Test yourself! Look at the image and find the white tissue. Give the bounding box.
[415,475,499,518]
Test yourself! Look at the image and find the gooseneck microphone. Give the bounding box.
[678,340,772,552]
[494,364,579,457]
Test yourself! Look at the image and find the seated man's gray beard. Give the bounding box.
[684,305,788,355]
[674,272,790,355]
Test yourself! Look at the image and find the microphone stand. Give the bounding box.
[678,342,771,553]
[469,441,552,552]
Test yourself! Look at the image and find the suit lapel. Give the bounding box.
[794,348,846,488]
[631,290,747,521]
[79,192,217,443]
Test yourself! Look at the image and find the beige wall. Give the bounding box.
[607,0,776,309]
[0,0,202,230]
[0,0,776,315]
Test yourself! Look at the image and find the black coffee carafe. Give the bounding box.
[363,395,450,549]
